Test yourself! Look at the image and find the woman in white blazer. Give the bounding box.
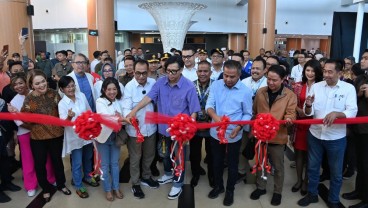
[58,76,98,199]
[95,77,127,201]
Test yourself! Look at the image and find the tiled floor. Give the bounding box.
[3,145,359,208]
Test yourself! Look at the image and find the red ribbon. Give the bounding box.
[216,116,230,144]
[166,114,197,179]
[131,117,145,143]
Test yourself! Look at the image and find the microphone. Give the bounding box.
[142,90,146,94]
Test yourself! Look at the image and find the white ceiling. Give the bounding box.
[116,0,368,35]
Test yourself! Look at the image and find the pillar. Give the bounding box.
[228,34,246,52]
[0,0,34,61]
[131,33,142,48]
[353,1,365,61]
[247,0,276,58]
[286,38,302,52]
[87,0,115,62]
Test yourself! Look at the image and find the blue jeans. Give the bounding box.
[307,131,346,203]
[97,135,121,192]
[159,135,186,188]
[71,143,93,189]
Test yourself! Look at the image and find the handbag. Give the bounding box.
[242,136,256,160]
[115,126,129,146]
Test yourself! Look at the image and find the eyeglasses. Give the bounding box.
[134,71,148,77]
[182,54,194,60]
[167,69,181,75]
[72,61,87,65]
[211,55,223,59]
[103,69,114,73]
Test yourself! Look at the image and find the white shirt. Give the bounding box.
[291,64,303,82]
[94,79,125,102]
[90,59,99,73]
[10,94,30,135]
[241,76,267,97]
[182,66,198,82]
[58,91,92,157]
[122,77,157,137]
[95,97,123,143]
[118,60,125,71]
[304,80,357,140]
[211,66,223,80]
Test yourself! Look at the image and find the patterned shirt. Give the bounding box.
[21,89,64,140]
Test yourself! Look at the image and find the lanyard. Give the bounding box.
[196,80,211,107]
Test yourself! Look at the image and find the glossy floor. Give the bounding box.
[4,145,358,208]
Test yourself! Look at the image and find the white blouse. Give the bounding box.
[58,91,92,157]
[11,94,30,136]
[95,97,123,143]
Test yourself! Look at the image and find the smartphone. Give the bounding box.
[21,27,28,38]
[2,45,9,54]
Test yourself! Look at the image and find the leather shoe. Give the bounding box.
[1,182,21,192]
[0,191,11,203]
[190,175,200,188]
[297,194,318,207]
[250,189,266,200]
[208,187,224,199]
[349,201,368,208]
[271,193,282,206]
[342,191,360,200]
[223,191,234,206]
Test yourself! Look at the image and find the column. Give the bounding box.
[286,38,301,52]
[0,0,34,60]
[228,34,246,52]
[87,0,115,62]
[247,0,276,58]
[353,1,365,61]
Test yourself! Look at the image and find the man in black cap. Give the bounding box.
[210,48,224,80]
[158,53,171,77]
[147,54,161,80]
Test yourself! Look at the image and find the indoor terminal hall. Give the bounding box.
[1,0,368,208]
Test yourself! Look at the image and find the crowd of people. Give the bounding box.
[0,33,368,208]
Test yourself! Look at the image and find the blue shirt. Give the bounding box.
[75,72,95,112]
[205,79,253,143]
[147,75,201,136]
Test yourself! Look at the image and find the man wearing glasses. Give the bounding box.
[182,45,198,81]
[122,59,159,199]
[126,56,200,200]
[68,53,96,112]
[210,48,225,80]
[290,52,307,82]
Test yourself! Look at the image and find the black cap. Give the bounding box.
[146,54,159,63]
[198,49,207,55]
[210,48,224,57]
[161,53,172,61]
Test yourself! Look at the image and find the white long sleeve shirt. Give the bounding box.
[58,91,92,157]
[304,80,357,140]
[122,77,157,137]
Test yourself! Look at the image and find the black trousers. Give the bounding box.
[0,155,12,185]
[189,135,213,178]
[210,138,241,192]
[355,133,368,202]
[30,136,66,193]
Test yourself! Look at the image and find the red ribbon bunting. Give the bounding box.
[216,116,230,144]
[166,114,197,179]
[131,117,145,143]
